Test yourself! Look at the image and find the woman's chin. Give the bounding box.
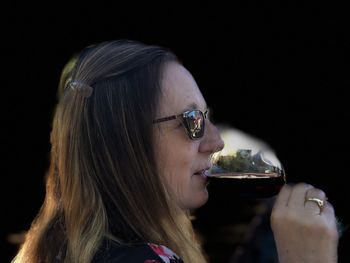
[184,189,209,210]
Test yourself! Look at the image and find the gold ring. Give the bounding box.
[305,197,325,213]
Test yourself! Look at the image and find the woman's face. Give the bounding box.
[154,62,224,210]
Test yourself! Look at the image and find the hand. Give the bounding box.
[271,183,339,263]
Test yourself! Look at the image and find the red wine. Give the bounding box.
[208,172,286,199]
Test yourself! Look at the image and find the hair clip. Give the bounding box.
[68,81,93,98]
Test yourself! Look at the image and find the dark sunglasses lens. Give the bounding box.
[184,110,205,139]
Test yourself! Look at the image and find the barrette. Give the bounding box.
[68,81,93,98]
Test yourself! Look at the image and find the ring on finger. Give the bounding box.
[305,197,327,214]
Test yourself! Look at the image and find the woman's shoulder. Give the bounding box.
[92,241,184,263]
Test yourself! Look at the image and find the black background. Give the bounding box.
[1,2,349,262]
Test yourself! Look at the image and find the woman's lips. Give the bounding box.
[194,169,211,179]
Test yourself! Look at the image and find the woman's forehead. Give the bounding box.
[159,62,206,115]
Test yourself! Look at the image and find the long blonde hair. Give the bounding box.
[13,40,207,263]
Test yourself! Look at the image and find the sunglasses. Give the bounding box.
[153,109,208,140]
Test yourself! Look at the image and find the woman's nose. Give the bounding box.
[198,121,224,154]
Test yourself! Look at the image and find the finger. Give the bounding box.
[322,201,336,220]
[287,182,314,210]
[304,188,327,215]
[321,201,339,230]
[271,184,293,230]
[316,201,340,240]
[273,184,292,210]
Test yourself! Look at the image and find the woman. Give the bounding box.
[13,40,339,262]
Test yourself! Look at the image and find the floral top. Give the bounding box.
[145,243,183,263]
[92,241,184,263]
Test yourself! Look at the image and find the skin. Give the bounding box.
[154,62,224,210]
[271,183,339,263]
[153,62,339,262]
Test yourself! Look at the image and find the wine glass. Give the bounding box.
[208,126,286,199]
